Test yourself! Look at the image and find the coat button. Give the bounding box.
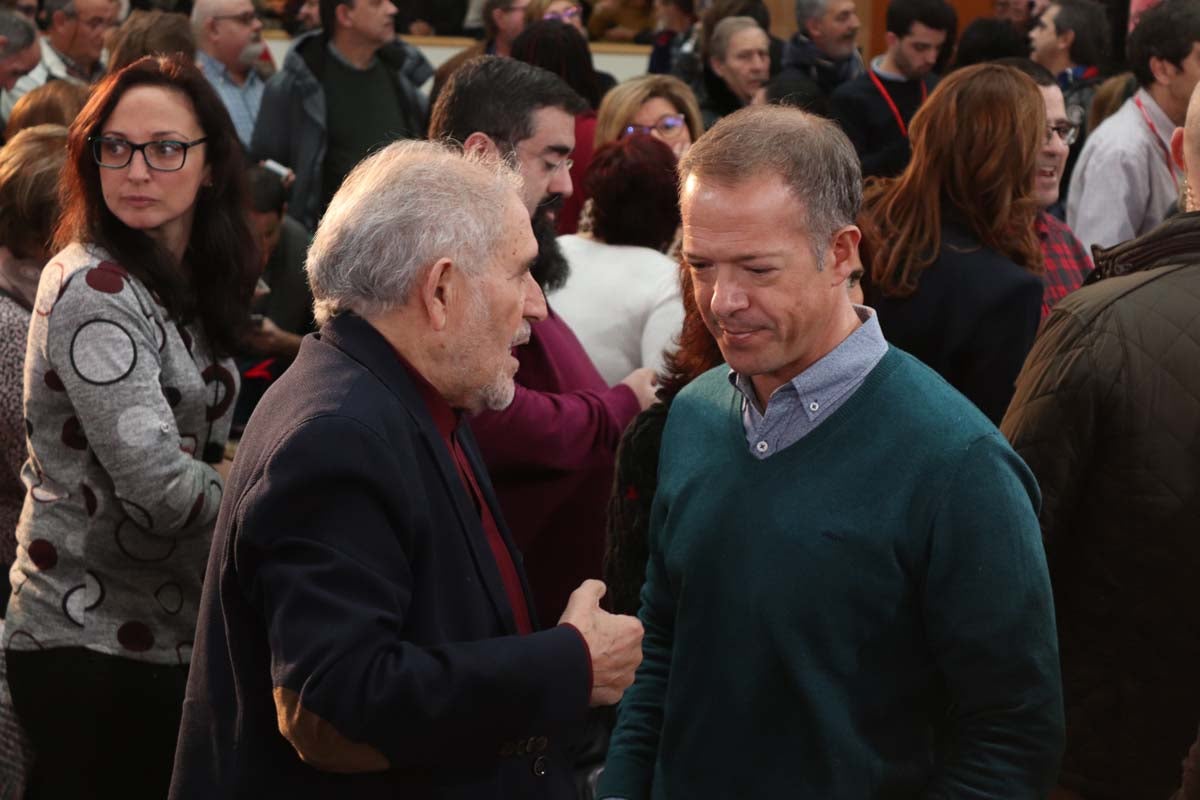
[532,755,547,777]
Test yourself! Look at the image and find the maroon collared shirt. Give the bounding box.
[1037,211,1093,319]
[397,354,533,635]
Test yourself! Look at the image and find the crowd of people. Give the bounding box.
[0,0,1195,797]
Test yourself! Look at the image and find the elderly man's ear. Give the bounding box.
[420,256,460,331]
[462,132,501,159]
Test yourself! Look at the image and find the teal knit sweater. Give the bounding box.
[600,348,1064,799]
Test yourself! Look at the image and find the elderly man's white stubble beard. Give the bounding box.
[461,288,532,415]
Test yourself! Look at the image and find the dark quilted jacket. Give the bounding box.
[1001,211,1200,800]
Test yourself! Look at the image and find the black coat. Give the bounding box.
[170,313,590,800]
[869,224,1043,423]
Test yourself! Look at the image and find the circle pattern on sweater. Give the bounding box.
[114,515,175,562]
[29,473,66,503]
[61,416,88,450]
[117,621,154,652]
[43,370,64,391]
[117,405,163,447]
[62,571,104,625]
[203,364,236,422]
[155,582,183,615]
[27,539,57,570]
[70,319,137,385]
[84,262,127,294]
[81,482,97,516]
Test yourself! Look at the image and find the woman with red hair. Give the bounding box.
[863,63,1046,423]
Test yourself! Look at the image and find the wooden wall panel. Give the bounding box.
[767,0,1001,64]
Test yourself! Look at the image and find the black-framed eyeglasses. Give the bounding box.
[211,10,258,24]
[1045,122,1078,147]
[90,136,208,172]
[621,113,687,139]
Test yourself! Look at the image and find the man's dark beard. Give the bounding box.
[531,196,569,293]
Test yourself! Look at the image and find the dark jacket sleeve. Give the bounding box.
[234,413,591,772]
[1000,307,1115,565]
[954,271,1044,424]
[249,71,295,167]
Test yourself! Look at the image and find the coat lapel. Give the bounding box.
[319,314,519,635]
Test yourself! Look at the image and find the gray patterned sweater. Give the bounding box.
[5,243,238,666]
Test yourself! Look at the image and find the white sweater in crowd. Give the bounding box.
[550,234,685,386]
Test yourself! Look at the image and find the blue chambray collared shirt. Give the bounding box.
[729,305,889,459]
[196,50,264,148]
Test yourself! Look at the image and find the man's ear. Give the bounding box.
[334,1,354,31]
[827,224,863,283]
[462,131,500,159]
[1058,27,1075,55]
[883,31,898,51]
[419,257,455,332]
[1171,125,1187,174]
[708,55,727,82]
[1148,55,1177,89]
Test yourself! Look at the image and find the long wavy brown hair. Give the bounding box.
[863,63,1045,299]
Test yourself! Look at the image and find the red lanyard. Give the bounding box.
[868,70,927,138]
[1134,95,1181,191]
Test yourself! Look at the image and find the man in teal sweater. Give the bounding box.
[598,105,1065,799]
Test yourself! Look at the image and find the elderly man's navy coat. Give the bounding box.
[169,313,591,800]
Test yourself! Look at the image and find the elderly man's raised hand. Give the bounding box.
[559,580,644,707]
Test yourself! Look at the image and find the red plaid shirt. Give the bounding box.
[1037,211,1092,319]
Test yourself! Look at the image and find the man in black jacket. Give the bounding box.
[830,0,954,177]
[249,0,429,230]
[769,0,864,108]
[170,140,643,800]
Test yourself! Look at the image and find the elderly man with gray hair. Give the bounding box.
[0,9,38,95]
[0,0,117,119]
[170,139,643,800]
[692,16,769,128]
[596,104,1064,799]
[768,0,864,107]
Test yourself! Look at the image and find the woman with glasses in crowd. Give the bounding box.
[525,0,586,34]
[595,73,703,159]
[863,63,1045,424]
[3,55,256,799]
